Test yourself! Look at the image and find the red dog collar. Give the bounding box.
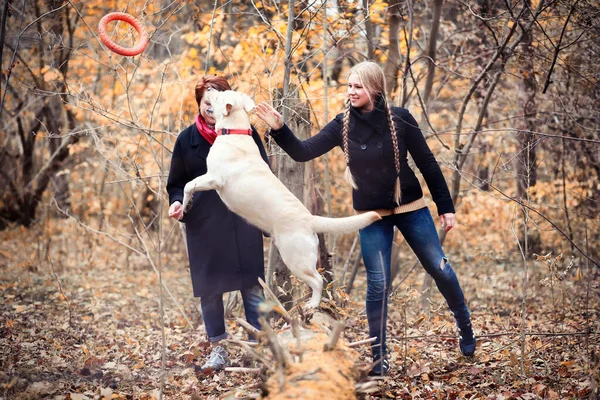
[219,129,253,136]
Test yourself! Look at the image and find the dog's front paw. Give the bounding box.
[182,195,192,213]
[182,185,194,213]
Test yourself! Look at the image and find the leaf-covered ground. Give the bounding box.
[1,219,598,399]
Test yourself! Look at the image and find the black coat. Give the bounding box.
[167,123,269,298]
[270,97,455,215]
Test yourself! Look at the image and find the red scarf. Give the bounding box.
[196,114,217,145]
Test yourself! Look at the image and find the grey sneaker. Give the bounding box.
[200,345,229,372]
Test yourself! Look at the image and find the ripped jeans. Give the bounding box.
[359,206,471,359]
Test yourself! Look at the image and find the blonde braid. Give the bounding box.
[342,100,358,189]
[385,99,402,204]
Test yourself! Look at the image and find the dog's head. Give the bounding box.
[206,90,255,129]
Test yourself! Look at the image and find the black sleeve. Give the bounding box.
[251,126,270,166]
[166,136,188,206]
[400,110,455,215]
[269,116,342,162]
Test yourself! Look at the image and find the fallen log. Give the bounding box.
[263,325,359,399]
[231,279,374,400]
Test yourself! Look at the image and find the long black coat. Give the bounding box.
[167,123,269,298]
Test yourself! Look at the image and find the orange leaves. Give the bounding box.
[40,66,63,83]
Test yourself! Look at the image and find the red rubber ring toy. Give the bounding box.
[98,12,148,56]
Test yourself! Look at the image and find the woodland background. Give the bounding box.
[0,0,599,399]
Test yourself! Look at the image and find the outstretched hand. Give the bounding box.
[255,103,284,130]
[169,201,183,221]
[440,213,456,232]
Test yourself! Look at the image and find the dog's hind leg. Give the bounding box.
[302,269,324,309]
[276,232,323,309]
[182,173,222,212]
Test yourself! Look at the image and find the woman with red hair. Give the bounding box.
[167,76,268,373]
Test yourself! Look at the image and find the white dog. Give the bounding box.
[182,90,381,308]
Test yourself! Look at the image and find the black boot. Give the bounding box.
[458,322,476,356]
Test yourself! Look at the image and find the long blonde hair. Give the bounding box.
[342,61,402,205]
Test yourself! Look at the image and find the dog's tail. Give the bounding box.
[310,211,381,234]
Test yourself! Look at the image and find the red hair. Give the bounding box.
[194,75,231,108]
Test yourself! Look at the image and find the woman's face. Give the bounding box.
[347,73,373,112]
[199,92,216,126]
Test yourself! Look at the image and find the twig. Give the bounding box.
[324,321,345,351]
[355,381,381,393]
[259,316,292,368]
[47,256,73,330]
[389,261,418,297]
[225,367,261,374]
[339,233,359,296]
[347,337,377,348]
[490,184,599,268]
[291,317,303,362]
[290,368,321,382]
[258,277,291,322]
[389,331,598,341]
[235,317,262,340]
[344,254,362,295]
[225,336,274,371]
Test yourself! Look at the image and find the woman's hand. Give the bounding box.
[255,103,284,130]
[440,213,456,232]
[169,201,184,221]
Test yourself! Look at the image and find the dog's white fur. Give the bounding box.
[182,90,381,308]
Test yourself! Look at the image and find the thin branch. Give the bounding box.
[390,331,598,341]
[204,0,219,74]
[542,0,580,93]
[490,183,599,268]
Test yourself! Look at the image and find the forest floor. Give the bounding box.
[0,218,598,399]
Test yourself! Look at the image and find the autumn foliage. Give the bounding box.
[0,0,599,399]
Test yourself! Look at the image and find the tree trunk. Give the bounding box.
[400,0,414,107]
[383,0,402,98]
[421,0,443,108]
[418,0,444,310]
[0,0,79,230]
[0,0,12,118]
[267,87,312,309]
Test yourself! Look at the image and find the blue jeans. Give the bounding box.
[200,285,264,342]
[359,207,471,359]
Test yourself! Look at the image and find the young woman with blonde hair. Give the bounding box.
[256,61,475,376]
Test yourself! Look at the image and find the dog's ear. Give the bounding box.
[224,103,232,116]
[241,94,255,113]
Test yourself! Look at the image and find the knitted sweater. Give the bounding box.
[270,99,455,215]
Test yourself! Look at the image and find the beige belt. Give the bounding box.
[356,197,427,217]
